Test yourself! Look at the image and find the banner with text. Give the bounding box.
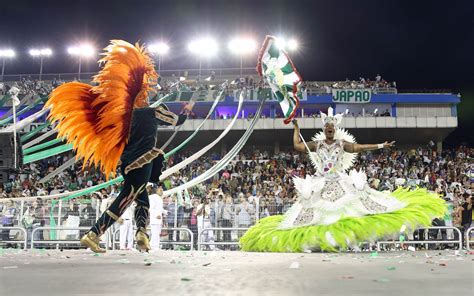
[232,88,307,102]
[332,89,371,103]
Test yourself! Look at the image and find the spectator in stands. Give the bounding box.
[236,195,254,233]
[221,194,234,245]
[1,200,17,246]
[461,192,473,232]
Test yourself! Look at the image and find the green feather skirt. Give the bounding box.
[240,188,447,252]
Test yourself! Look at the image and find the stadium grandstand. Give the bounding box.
[0,67,471,253]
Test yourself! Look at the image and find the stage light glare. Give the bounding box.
[228,38,256,55]
[274,37,286,50]
[149,42,170,55]
[188,37,218,57]
[29,49,41,56]
[68,44,95,57]
[0,49,16,58]
[30,48,53,57]
[287,39,298,50]
[41,48,53,56]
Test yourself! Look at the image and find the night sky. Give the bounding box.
[0,0,473,91]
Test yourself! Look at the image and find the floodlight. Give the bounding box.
[30,48,52,57]
[40,48,53,56]
[287,39,298,50]
[0,49,16,58]
[68,44,95,57]
[29,49,41,56]
[274,37,298,51]
[149,42,170,55]
[228,38,256,55]
[188,37,218,57]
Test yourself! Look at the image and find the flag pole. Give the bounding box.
[12,99,17,168]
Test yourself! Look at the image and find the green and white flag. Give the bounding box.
[257,35,302,124]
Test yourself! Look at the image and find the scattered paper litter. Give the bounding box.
[289,262,300,269]
[181,278,192,281]
[407,246,416,252]
[386,266,396,270]
[3,266,18,269]
[373,278,390,283]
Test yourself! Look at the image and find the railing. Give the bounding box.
[0,226,28,250]
[112,227,194,251]
[0,225,471,251]
[197,227,249,251]
[466,226,474,251]
[0,67,259,82]
[30,226,90,249]
[376,226,463,251]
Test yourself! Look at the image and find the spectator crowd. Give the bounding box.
[0,143,472,249]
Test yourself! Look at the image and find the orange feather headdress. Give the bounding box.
[45,40,158,179]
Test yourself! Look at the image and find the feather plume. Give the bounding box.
[45,40,158,179]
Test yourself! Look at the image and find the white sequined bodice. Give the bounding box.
[311,140,345,179]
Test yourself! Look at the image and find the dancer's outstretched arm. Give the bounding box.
[343,141,395,153]
[293,120,316,153]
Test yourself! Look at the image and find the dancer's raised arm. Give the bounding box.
[293,120,316,153]
[343,141,395,153]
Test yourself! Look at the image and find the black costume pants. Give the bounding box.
[90,155,164,236]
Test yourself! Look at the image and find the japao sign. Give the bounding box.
[332,89,371,103]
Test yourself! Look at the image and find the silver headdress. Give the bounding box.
[321,107,343,129]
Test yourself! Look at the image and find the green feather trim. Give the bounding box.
[240,187,447,252]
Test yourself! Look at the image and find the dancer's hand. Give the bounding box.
[292,119,299,129]
[383,141,396,148]
[183,102,195,114]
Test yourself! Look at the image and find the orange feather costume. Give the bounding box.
[45,40,157,179]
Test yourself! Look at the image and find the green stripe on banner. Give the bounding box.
[268,43,280,59]
[274,90,285,102]
[23,138,64,155]
[23,144,73,164]
[284,84,294,93]
[281,63,294,75]
[0,95,11,107]
[20,122,51,142]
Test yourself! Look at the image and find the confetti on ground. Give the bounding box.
[373,278,390,283]
[386,266,396,270]
[342,276,354,279]
[370,252,378,258]
[144,263,152,266]
[289,262,300,269]
[439,263,447,267]
[181,278,192,281]
[203,263,211,266]
[3,266,18,269]
[407,246,416,252]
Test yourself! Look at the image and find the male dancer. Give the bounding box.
[46,40,194,252]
